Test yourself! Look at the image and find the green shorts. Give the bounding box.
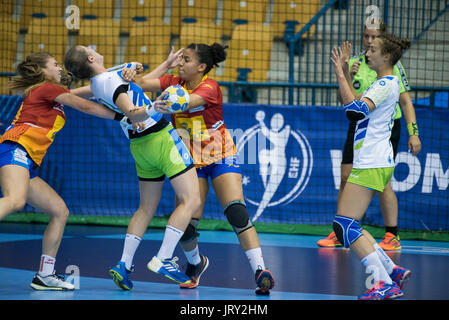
[347,167,395,192]
[130,124,194,181]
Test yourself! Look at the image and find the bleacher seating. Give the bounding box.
[0,0,322,88]
[271,0,320,38]
[221,0,269,37]
[178,21,222,49]
[170,0,219,36]
[224,23,273,82]
[0,0,16,18]
[120,0,166,34]
[0,17,20,72]
[19,0,65,30]
[71,0,114,20]
[76,18,121,68]
[124,19,171,71]
[22,17,68,65]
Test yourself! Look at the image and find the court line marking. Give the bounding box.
[0,266,355,300]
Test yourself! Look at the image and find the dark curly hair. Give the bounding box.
[186,42,228,75]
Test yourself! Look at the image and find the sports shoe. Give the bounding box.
[30,272,75,291]
[317,231,342,247]
[379,232,401,251]
[390,266,411,290]
[358,281,403,300]
[147,256,191,284]
[179,255,209,289]
[109,261,134,290]
[255,269,274,295]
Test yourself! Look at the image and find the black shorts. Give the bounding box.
[341,119,401,164]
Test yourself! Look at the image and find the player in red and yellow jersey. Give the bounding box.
[1,82,68,167]
[159,73,235,167]
[0,52,124,290]
[133,43,274,295]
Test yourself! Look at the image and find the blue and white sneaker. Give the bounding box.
[30,272,75,291]
[147,256,191,284]
[109,261,134,290]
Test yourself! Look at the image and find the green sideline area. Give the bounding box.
[4,212,449,242]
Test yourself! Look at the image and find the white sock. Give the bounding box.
[361,251,392,285]
[121,234,142,270]
[373,243,396,275]
[184,245,201,265]
[157,225,184,261]
[38,254,55,277]
[245,247,265,274]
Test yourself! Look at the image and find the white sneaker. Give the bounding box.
[147,256,191,284]
[30,272,75,291]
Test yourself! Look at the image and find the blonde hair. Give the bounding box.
[364,18,387,33]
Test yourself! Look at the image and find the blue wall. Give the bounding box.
[1,96,448,231]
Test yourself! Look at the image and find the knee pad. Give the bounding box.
[224,200,253,235]
[332,215,363,248]
[180,218,200,243]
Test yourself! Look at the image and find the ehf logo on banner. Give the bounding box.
[236,110,313,222]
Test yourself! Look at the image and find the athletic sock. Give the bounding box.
[373,243,396,275]
[157,225,184,261]
[38,254,55,277]
[385,226,398,236]
[184,245,201,266]
[245,247,266,274]
[121,234,142,270]
[361,251,392,285]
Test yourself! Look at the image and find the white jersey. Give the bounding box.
[353,76,400,169]
[90,64,162,138]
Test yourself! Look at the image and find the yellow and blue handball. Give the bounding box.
[163,85,190,113]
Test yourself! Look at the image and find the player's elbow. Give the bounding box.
[344,100,369,121]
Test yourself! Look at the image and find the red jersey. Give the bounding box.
[0,82,68,166]
[159,75,236,167]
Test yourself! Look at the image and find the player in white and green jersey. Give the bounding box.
[64,45,201,289]
[318,21,421,251]
[350,52,410,120]
[330,33,413,300]
[349,75,399,187]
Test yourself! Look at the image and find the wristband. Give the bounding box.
[407,122,419,136]
[145,103,156,117]
[114,112,125,121]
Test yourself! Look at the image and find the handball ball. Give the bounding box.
[163,85,190,113]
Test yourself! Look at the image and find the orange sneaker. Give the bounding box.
[378,232,401,251]
[179,255,209,289]
[317,231,342,247]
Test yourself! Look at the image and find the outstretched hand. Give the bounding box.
[330,41,352,76]
[165,46,184,69]
[341,41,351,66]
[330,46,345,75]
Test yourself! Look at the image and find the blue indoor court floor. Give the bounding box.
[1,222,448,301]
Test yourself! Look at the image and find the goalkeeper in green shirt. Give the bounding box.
[318,19,421,250]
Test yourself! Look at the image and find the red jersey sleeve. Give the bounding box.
[159,75,183,91]
[33,82,69,104]
[192,79,220,106]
